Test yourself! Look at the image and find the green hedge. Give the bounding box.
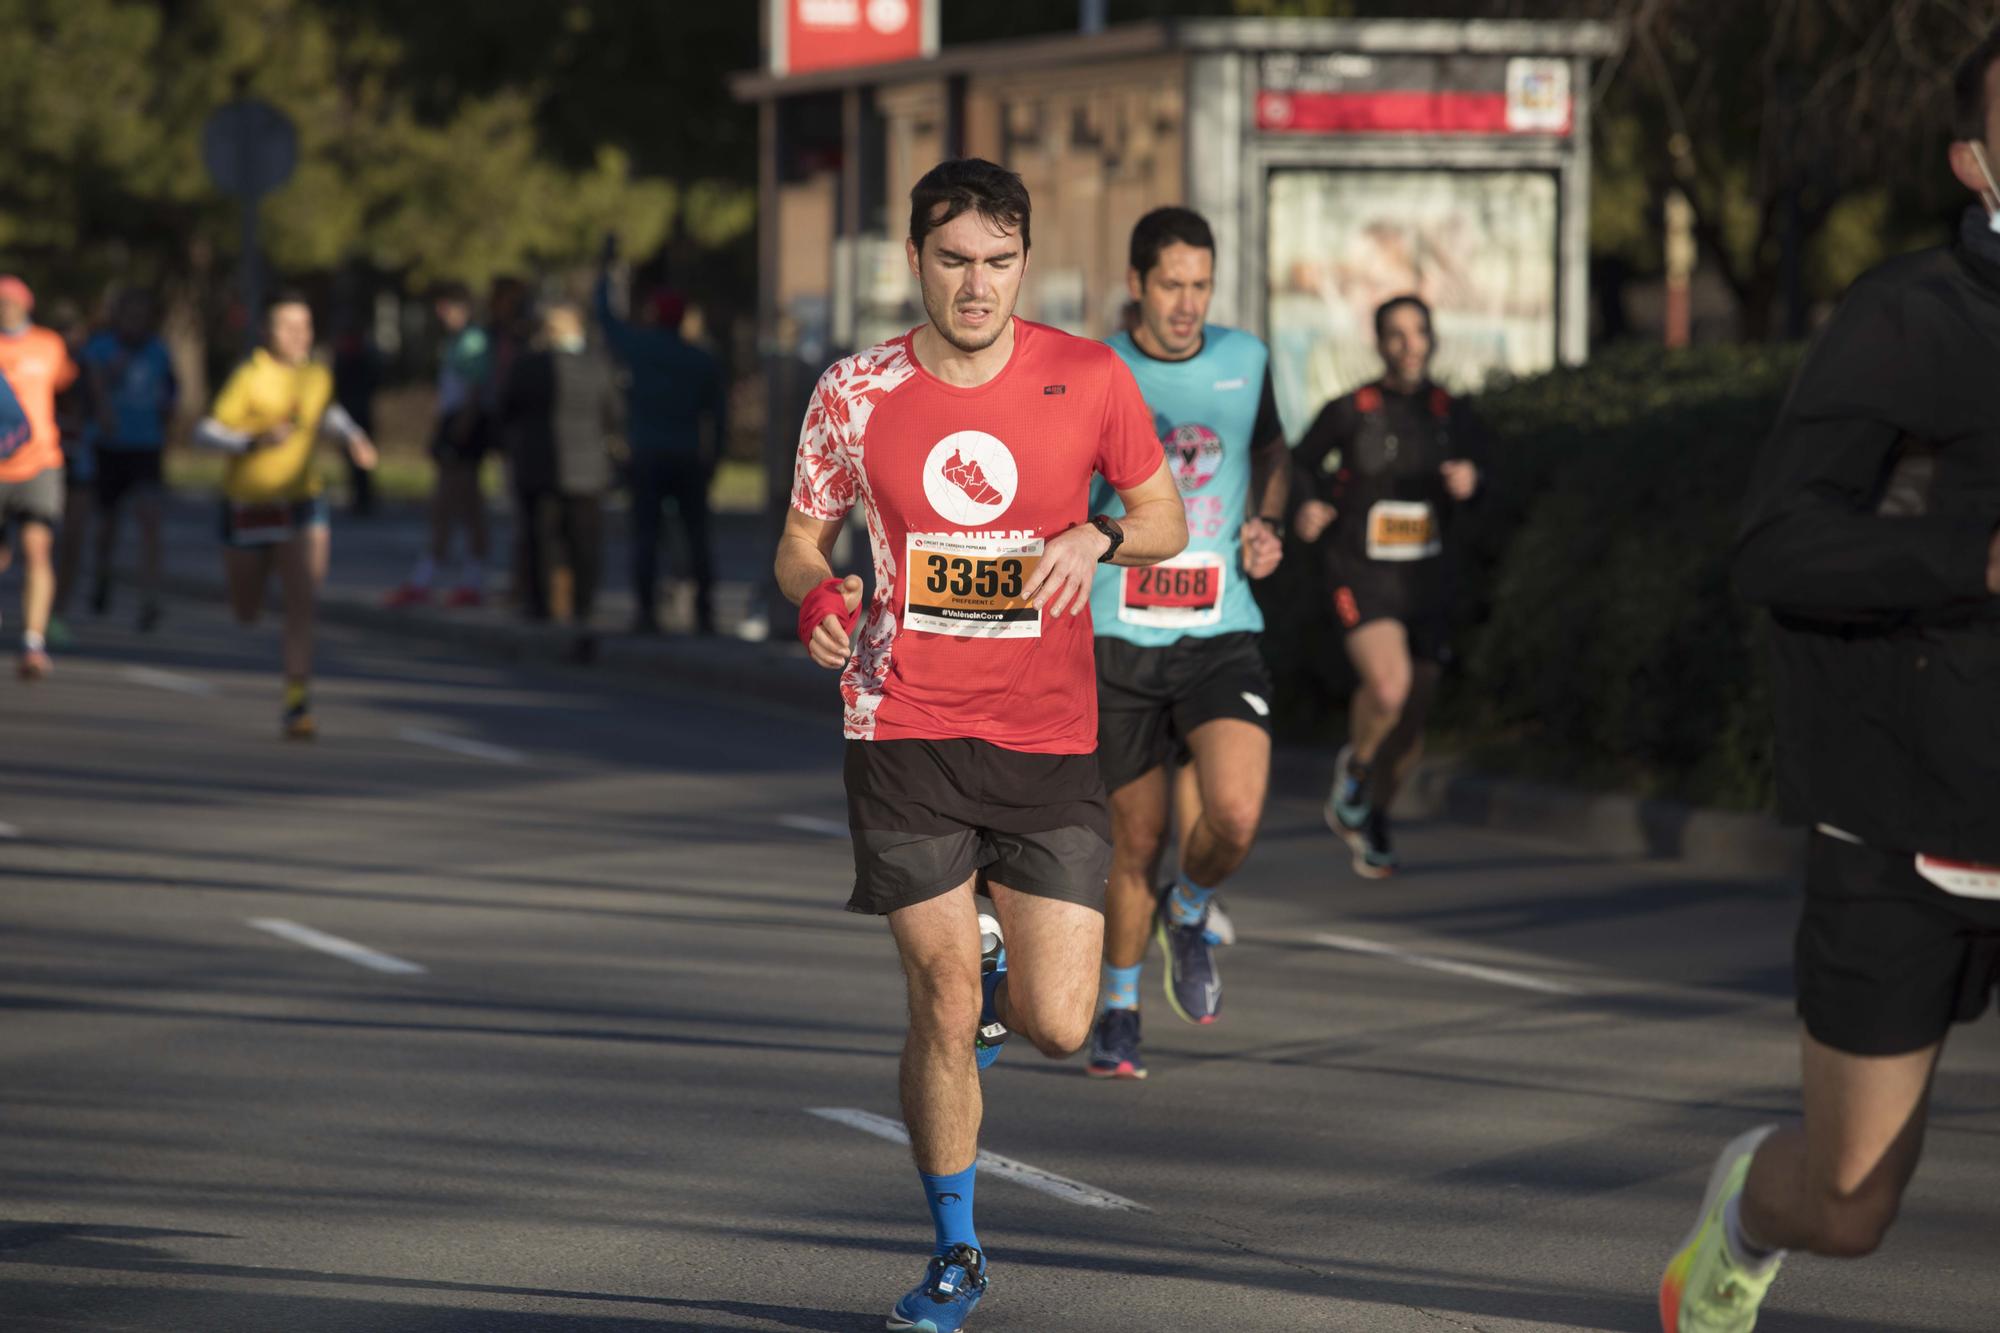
[1258,342,1804,811]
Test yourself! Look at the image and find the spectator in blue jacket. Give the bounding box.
[595,241,726,635]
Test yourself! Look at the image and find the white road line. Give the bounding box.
[1311,932,1582,997]
[779,814,848,837]
[397,727,527,766]
[122,666,218,697]
[809,1108,1146,1212]
[249,918,427,976]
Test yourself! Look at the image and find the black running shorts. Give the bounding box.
[1329,560,1450,663]
[844,738,1112,916]
[94,449,165,509]
[1094,631,1272,795]
[1796,831,2000,1056]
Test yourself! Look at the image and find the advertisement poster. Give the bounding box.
[1265,169,1559,435]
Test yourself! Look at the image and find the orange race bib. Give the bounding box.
[905,532,1043,639]
[1365,500,1441,562]
[1119,552,1225,629]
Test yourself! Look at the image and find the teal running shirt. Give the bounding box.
[1090,325,1283,646]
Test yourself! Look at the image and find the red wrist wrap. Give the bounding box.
[798,577,861,647]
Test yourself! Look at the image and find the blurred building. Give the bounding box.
[737,11,1616,430]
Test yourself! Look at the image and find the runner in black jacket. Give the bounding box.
[1658,28,2000,1332]
[1292,295,1486,877]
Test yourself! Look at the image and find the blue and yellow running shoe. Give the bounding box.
[1155,895,1221,1025]
[975,913,1007,1071]
[888,1243,987,1332]
[1660,1126,1782,1332]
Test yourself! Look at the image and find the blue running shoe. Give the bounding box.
[1154,895,1221,1026]
[1085,1005,1147,1079]
[1325,743,1371,834]
[887,1244,987,1332]
[975,913,1007,1071]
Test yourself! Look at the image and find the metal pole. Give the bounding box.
[240,192,260,355]
[1080,0,1106,36]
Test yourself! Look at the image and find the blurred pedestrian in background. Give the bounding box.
[47,297,96,651]
[595,235,725,636]
[82,287,177,632]
[483,275,535,613]
[0,274,80,680]
[386,282,489,609]
[501,300,619,662]
[332,315,381,518]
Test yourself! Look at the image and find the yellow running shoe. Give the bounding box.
[1660,1125,1782,1332]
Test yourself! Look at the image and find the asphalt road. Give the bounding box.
[2,593,1995,1332]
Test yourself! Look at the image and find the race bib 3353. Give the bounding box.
[905,532,1043,639]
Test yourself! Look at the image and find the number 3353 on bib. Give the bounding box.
[905,532,1045,639]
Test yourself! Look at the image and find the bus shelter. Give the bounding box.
[733,12,1619,617]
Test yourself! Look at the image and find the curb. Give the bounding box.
[156,568,1801,882]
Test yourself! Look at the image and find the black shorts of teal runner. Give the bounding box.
[1094,630,1272,795]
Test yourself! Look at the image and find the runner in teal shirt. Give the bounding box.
[1084,207,1291,1081]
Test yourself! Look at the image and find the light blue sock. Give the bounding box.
[1101,963,1141,1010]
[920,1162,979,1257]
[1167,873,1215,927]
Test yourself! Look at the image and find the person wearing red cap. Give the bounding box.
[0,274,80,680]
[594,236,725,635]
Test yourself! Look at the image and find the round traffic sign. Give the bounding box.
[202,98,298,198]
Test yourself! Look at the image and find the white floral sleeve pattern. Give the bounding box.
[787,338,918,739]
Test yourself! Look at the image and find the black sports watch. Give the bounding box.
[1090,514,1125,564]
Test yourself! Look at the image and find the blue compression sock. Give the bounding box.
[1101,963,1141,1010]
[921,1163,980,1257]
[1167,874,1215,927]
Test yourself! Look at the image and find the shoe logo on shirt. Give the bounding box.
[1165,422,1223,494]
[924,431,1018,525]
[1212,377,1246,391]
[1241,692,1269,717]
[1043,384,1066,395]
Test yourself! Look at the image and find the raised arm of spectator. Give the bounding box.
[1735,278,1999,617]
[592,271,637,365]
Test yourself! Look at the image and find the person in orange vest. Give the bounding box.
[0,274,80,680]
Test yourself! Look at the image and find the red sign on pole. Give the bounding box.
[773,0,935,76]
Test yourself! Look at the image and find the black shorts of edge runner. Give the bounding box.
[844,738,1111,916]
[1796,831,2000,1056]
[1329,561,1451,664]
[1094,631,1272,795]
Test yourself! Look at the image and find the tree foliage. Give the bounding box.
[0,0,678,304]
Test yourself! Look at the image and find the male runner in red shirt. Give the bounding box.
[776,158,1185,1332]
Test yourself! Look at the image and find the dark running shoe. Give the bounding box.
[1085,1006,1147,1080]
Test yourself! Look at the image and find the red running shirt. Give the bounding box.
[792,319,1161,752]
